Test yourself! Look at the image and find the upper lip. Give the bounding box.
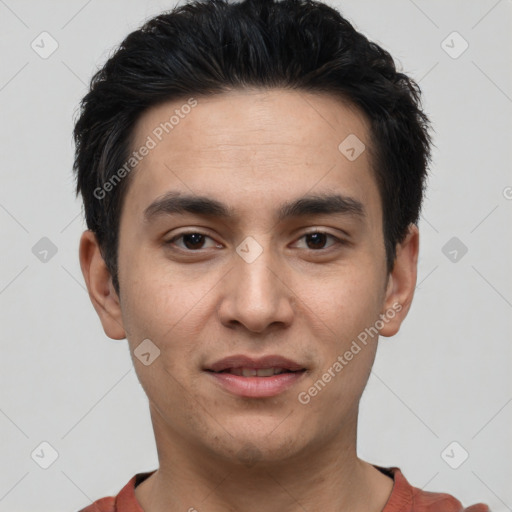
[206,355,305,373]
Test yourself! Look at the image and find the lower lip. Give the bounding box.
[206,371,306,398]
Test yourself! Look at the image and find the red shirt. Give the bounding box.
[78,466,490,512]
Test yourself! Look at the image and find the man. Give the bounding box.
[74,0,490,510]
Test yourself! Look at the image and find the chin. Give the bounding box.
[201,420,310,467]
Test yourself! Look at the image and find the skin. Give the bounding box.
[79,88,419,512]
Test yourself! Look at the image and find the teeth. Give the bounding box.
[225,367,288,377]
[256,368,275,377]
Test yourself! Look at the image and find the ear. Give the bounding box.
[379,224,419,337]
[79,230,126,340]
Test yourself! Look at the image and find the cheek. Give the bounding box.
[119,260,209,418]
[309,260,384,332]
[119,251,221,401]
[296,270,383,418]
[119,248,209,339]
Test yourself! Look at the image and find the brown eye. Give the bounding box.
[181,233,206,249]
[166,232,220,251]
[295,231,343,250]
[305,232,329,250]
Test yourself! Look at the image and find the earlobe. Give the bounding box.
[79,230,126,340]
[379,224,419,338]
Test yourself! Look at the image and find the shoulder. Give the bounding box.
[76,471,154,512]
[78,496,115,512]
[378,466,491,512]
[410,487,490,512]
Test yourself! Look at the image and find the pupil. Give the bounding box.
[307,233,326,249]
[184,233,204,249]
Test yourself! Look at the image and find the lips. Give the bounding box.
[221,367,292,377]
[206,355,305,374]
[204,355,307,398]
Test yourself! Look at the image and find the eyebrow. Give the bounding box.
[143,191,366,223]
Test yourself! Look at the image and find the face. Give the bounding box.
[80,88,418,466]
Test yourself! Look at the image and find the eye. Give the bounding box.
[294,231,343,250]
[166,232,221,251]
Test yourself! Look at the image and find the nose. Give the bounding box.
[217,244,295,334]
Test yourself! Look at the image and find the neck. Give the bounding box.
[135,406,393,512]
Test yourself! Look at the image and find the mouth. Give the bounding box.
[209,367,304,377]
[204,355,307,398]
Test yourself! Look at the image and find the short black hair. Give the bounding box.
[73,0,433,295]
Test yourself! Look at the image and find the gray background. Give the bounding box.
[0,0,511,510]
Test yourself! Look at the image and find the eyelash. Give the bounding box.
[165,230,346,252]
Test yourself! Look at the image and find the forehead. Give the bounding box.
[122,88,379,224]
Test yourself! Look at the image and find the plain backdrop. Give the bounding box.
[0,0,511,510]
